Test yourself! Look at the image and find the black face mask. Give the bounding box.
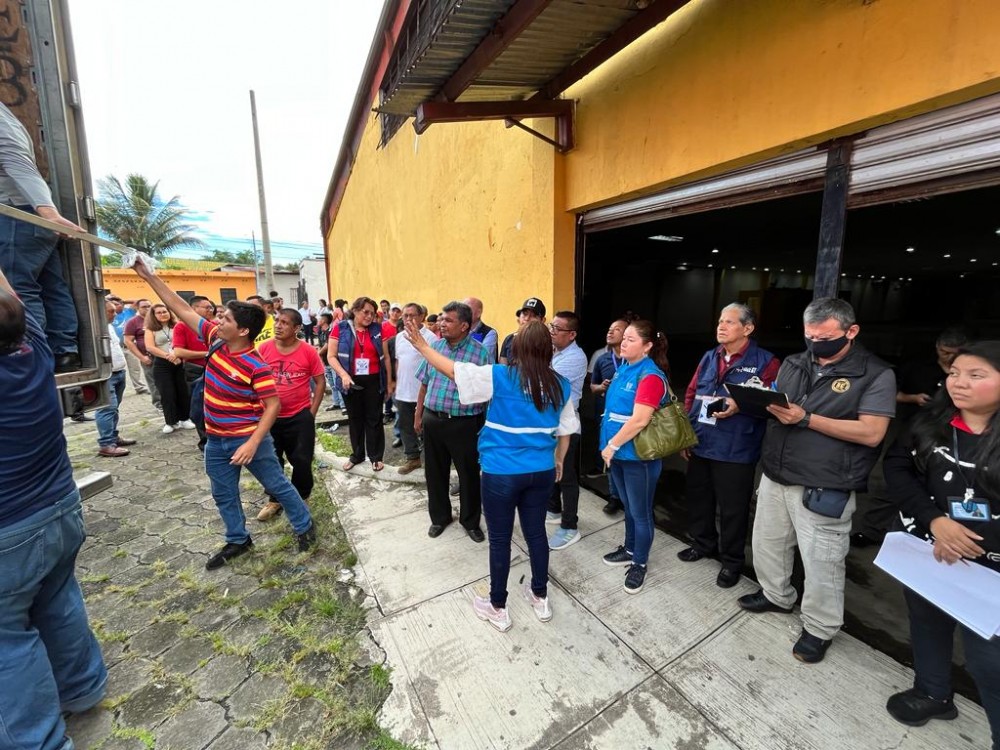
[805,335,849,359]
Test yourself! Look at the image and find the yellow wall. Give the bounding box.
[564,0,1000,210]
[327,114,574,339]
[102,269,256,305]
[327,0,1000,323]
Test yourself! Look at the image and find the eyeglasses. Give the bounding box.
[549,324,573,333]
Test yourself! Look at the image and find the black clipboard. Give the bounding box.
[725,382,790,418]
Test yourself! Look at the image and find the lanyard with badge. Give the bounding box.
[947,428,992,523]
[351,326,371,376]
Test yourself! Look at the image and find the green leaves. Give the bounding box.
[96,173,206,257]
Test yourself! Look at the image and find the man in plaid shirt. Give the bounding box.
[415,301,490,542]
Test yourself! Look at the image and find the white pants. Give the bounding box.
[751,473,856,641]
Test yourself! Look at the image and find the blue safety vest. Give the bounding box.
[600,356,668,462]
[479,365,570,475]
[333,320,386,393]
[687,341,776,464]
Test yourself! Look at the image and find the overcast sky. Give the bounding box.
[69,0,383,262]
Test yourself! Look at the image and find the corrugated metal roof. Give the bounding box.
[378,0,644,116]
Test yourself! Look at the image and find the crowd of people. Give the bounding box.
[0,242,997,747]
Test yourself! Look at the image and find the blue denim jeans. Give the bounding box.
[481,470,554,608]
[0,488,107,750]
[95,370,126,448]
[905,588,1000,748]
[0,209,78,355]
[609,458,662,565]
[204,433,313,543]
[324,366,344,407]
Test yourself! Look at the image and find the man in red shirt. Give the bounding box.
[173,295,215,450]
[256,309,326,521]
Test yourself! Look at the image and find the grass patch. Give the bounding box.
[109,725,156,749]
[366,730,424,750]
[317,431,351,455]
[112,549,128,559]
[80,573,111,584]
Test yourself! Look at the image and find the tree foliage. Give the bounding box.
[206,247,257,265]
[96,173,206,256]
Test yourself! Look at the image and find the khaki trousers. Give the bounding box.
[751,473,856,641]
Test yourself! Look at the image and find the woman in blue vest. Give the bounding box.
[326,296,395,472]
[599,319,671,595]
[405,320,578,632]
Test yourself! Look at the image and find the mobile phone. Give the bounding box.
[705,398,727,417]
[350,383,365,391]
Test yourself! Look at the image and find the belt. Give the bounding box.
[425,409,478,420]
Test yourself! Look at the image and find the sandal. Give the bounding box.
[343,460,358,472]
[372,461,385,472]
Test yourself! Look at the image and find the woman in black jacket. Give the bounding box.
[884,341,1000,747]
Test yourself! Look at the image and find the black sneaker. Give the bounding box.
[886,688,958,726]
[624,563,647,594]
[297,523,317,552]
[205,538,253,570]
[602,545,633,567]
[792,629,832,663]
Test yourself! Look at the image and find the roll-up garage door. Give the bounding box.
[581,146,827,232]
[849,91,1000,204]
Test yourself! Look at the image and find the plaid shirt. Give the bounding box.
[417,334,489,415]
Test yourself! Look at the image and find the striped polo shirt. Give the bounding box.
[198,318,277,437]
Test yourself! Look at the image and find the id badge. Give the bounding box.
[354,358,370,376]
[696,395,719,426]
[947,491,991,523]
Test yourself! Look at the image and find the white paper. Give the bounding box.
[874,532,1000,640]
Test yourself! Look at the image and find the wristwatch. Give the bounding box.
[796,412,811,429]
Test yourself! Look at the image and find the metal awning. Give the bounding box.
[378,0,687,117]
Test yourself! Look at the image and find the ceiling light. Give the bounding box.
[995,228,1000,235]
[907,277,912,281]
[730,265,736,269]
[711,248,719,254]
[841,273,846,277]
[764,267,770,272]
[796,269,801,273]
[943,253,951,258]
[708,263,713,268]
[752,267,757,271]
[675,265,688,271]
[971,258,977,262]
[780,268,785,272]
[906,247,915,253]
[648,235,683,242]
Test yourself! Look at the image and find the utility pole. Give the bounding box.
[251,231,261,295]
[249,90,275,295]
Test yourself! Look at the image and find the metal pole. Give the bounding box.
[250,90,275,295]
[251,230,260,295]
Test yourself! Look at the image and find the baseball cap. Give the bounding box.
[390,301,402,311]
[515,297,546,318]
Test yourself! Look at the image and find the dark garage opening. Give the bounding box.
[576,183,1000,698]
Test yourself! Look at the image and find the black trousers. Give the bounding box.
[182,362,207,448]
[152,357,190,426]
[344,374,384,464]
[684,454,756,570]
[269,407,316,501]
[423,410,482,529]
[547,433,581,529]
[395,400,421,460]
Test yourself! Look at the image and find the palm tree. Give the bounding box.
[96,173,206,256]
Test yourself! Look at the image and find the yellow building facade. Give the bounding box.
[325,0,1000,342]
[102,268,256,306]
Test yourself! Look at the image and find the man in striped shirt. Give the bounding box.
[129,258,316,570]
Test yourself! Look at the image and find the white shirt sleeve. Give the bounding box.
[454,362,494,404]
[555,400,580,436]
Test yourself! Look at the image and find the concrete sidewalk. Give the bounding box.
[323,458,992,750]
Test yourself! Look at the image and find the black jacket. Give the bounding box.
[760,344,894,491]
[884,427,1000,574]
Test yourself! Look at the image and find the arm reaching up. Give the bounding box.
[129,257,202,333]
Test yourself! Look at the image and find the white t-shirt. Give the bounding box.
[108,323,126,371]
[453,363,580,436]
[395,326,437,402]
[299,307,313,325]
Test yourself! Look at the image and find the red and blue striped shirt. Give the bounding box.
[198,318,277,437]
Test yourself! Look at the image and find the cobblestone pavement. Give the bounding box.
[61,390,402,750]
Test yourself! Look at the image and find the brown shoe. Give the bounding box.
[256,501,283,522]
[97,446,130,458]
[397,458,422,475]
[116,436,138,447]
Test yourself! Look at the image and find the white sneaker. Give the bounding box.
[472,596,512,632]
[545,511,562,525]
[521,582,552,622]
[548,527,581,551]
[177,420,196,430]
[161,424,175,434]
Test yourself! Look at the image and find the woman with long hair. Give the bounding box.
[326,296,394,471]
[884,341,1000,746]
[405,320,577,632]
[599,319,671,595]
[144,303,194,434]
